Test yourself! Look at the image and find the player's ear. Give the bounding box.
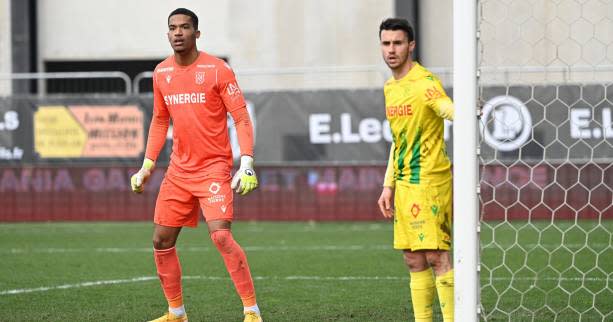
[195,30,201,39]
[408,40,416,57]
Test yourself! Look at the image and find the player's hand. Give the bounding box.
[231,155,258,195]
[377,186,394,218]
[130,158,154,194]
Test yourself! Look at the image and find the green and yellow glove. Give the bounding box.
[231,155,258,195]
[130,158,154,193]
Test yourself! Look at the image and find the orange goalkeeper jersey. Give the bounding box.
[145,51,253,177]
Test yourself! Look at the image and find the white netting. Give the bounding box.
[478,0,613,321]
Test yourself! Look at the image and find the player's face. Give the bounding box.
[167,14,200,53]
[380,30,414,70]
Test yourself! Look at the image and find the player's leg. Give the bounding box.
[197,176,261,322]
[394,182,435,322]
[404,250,436,322]
[152,224,185,320]
[426,250,454,322]
[425,179,454,322]
[208,221,260,320]
[149,175,200,322]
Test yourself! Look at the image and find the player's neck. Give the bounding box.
[392,60,414,80]
[174,49,200,67]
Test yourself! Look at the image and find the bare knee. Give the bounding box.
[425,251,452,275]
[152,225,181,250]
[403,251,429,272]
[152,236,176,250]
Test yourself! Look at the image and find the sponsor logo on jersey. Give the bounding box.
[166,75,172,84]
[197,64,215,68]
[163,92,207,105]
[221,205,227,213]
[195,72,205,85]
[157,67,174,73]
[227,83,241,96]
[387,104,413,117]
[425,86,443,100]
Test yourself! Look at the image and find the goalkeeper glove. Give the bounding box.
[231,155,258,195]
[130,158,154,193]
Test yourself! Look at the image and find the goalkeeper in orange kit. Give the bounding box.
[131,8,262,322]
[377,18,455,322]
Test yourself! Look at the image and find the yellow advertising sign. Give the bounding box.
[34,106,87,157]
[34,105,144,158]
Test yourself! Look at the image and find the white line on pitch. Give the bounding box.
[2,245,391,254]
[0,276,158,295]
[4,243,609,255]
[2,275,612,296]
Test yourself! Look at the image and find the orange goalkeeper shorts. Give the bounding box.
[154,172,234,227]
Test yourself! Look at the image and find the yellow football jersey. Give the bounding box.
[383,63,454,186]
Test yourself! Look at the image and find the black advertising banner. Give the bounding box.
[0,84,611,165]
[0,98,34,163]
[244,89,390,163]
[478,84,613,163]
[0,96,148,165]
[244,84,613,163]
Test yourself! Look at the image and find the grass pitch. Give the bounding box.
[0,221,611,321]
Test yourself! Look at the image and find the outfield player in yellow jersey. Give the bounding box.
[377,18,455,322]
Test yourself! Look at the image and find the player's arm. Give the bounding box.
[425,77,455,121]
[378,141,395,218]
[131,73,170,193]
[218,64,258,195]
[383,141,395,188]
[228,107,257,195]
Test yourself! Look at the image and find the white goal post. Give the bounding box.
[453,0,480,321]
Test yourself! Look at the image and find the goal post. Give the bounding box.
[453,0,480,321]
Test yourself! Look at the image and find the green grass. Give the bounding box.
[0,221,611,321]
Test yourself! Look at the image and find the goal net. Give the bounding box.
[477,0,612,320]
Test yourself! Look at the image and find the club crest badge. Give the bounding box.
[411,203,421,218]
[195,72,205,85]
[209,182,221,194]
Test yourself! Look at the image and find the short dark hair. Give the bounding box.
[168,8,199,30]
[379,18,414,42]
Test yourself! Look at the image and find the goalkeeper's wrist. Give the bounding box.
[239,155,254,169]
[142,158,155,171]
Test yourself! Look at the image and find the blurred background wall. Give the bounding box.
[4,0,462,91]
